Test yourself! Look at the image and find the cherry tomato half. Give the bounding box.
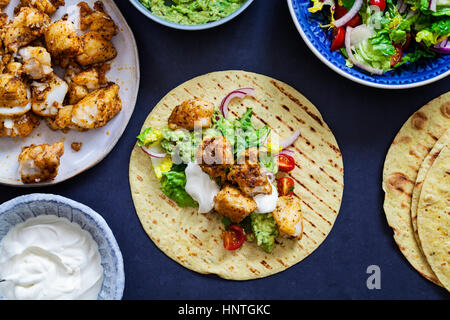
[223,225,245,251]
[334,6,361,27]
[330,27,346,51]
[277,154,295,172]
[369,0,386,11]
[277,177,295,196]
[390,43,403,67]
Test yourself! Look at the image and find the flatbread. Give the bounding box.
[129,71,344,280]
[383,91,450,285]
[417,144,450,291]
[411,130,450,248]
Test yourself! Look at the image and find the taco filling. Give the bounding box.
[136,89,303,253]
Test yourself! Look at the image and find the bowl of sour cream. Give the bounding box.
[0,194,124,300]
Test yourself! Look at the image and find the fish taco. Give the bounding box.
[129,71,344,280]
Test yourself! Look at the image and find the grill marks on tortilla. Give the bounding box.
[382,92,450,286]
[159,194,179,209]
[411,111,428,130]
[217,73,342,249]
[131,71,344,280]
[270,80,326,129]
[386,172,413,196]
[293,146,343,187]
[441,101,450,118]
[260,260,272,269]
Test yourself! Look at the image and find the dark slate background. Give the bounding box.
[0,0,448,299]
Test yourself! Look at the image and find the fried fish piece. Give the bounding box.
[272,196,303,239]
[44,19,82,59]
[18,141,64,182]
[18,46,53,79]
[0,51,13,74]
[0,112,40,137]
[78,1,118,40]
[0,73,31,117]
[0,0,10,9]
[48,83,120,131]
[46,104,73,130]
[18,141,64,183]
[18,0,65,15]
[227,147,272,197]
[70,83,121,129]
[168,99,214,131]
[31,73,68,117]
[214,184,257,223]
[76,31,117,66]
[4,61,23,77]
[1,7,51,53]
[196,135,234,181]
[50,84,121,131]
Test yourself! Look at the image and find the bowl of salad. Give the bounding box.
[288,0,450,88]
[129,0,254,30]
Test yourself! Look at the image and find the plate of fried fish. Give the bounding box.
[0,0,139,186]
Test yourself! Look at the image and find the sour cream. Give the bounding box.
[0,215,103,300]
[253,181,278,214]
[185,162,220,213]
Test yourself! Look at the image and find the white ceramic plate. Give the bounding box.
[0,0,140,186]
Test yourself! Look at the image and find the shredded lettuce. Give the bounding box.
[405,0,450,16]
[349,30,394,72]
[395,48,436,66]
[213,108,271,156]
[416,29,441,45]
[160,169,197,207]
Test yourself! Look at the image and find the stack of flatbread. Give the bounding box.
[383,92,449,291]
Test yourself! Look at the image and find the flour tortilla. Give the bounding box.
[383,91,450,286]
[411,130,450,248]
[129,71,344,280]
[417,144,450,291]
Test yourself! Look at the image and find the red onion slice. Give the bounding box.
[333,0,363,28]
[429,0,436,11]
[397,0,407,13]
[432,38,450,54]
[220,88,255,118]
[280,149,295,157]
[141,146,166,158]
[264,171,275,184]
[345,27,384,75]
[279,130,301,149]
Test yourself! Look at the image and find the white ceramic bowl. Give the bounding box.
[129,0,254,30]
[0,194,125,300]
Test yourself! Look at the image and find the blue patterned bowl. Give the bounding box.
[288,0,450,89]
[129,0,254,30]
[0,194,125,300]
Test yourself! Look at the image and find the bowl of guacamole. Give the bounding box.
[130,0,254,30]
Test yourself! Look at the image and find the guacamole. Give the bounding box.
[251,213,279,253]
[139,0,247,25]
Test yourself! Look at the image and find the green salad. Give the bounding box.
[308,0,449,74]
[139,0,247,25]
